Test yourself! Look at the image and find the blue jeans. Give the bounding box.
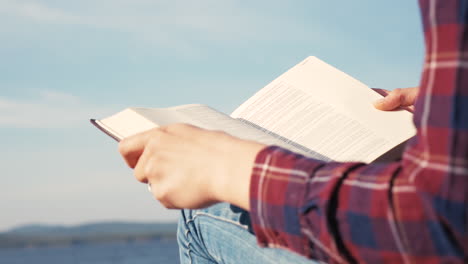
[177,203,319,264]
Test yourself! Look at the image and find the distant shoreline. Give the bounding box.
[0,221,177,249]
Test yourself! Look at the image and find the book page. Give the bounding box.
[96,108,159,140]
[232,57,416,163]
[96,106,198,140]
[97,105,330,160]
[169,104,331,160]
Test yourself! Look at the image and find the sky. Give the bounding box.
[0,0,424,232]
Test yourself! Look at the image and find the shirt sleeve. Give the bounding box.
[249,1,468,263]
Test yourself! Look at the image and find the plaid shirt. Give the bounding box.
[249,0,468,263]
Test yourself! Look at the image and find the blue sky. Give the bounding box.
[0,0,424,231]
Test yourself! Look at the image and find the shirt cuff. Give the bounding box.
[249,145,323,257]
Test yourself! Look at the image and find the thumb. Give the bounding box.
[373,93,402,111]
[373,88,418,111]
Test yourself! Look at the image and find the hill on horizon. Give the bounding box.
[0,221,178,248]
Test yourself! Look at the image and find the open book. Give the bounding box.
[91,57,416,163]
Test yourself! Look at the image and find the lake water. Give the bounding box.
[0,239,180,264]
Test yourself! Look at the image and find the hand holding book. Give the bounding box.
[118,123,265,210]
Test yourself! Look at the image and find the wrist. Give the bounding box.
[214,137,265,211]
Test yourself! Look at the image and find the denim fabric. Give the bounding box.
[177,203,320,264]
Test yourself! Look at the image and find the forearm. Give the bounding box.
[248,144,466,263]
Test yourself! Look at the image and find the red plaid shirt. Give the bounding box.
[249,1,468,263]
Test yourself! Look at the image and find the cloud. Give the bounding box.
[0,0,323,44]
[0,0,79,23]
[0,1,231,31]
[0,90,116,128]
[0,0,342,63]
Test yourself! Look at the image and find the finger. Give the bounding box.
[373,88,408,111]
[133,147,155,184]
[133,132,174,184]
[373,91,403,110]
[398,87,419,107]
[373,87,419,111]
[146,169,179,209]
[118,128,161,168]
[149,183,178,209]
